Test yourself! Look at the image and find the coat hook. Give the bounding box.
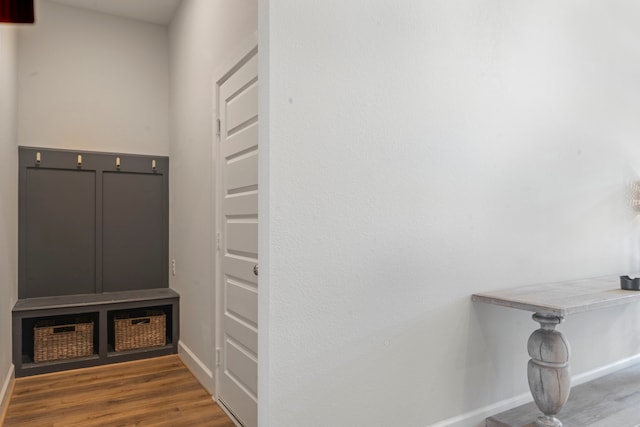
[152,159,157,171]
[116,157,121,169]
[36,152,41,165]
[77,154,83,168]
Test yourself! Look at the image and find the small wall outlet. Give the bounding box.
[171,258,176,277]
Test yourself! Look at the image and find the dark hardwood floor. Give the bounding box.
[2,355,236,427]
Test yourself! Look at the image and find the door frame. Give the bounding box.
[212,33,259,426]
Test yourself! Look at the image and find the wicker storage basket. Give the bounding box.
[114,310,166,352]
[34,317,94,363]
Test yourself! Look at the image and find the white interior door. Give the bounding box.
[216,47,258,427]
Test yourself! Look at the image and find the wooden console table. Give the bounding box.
[472,274,640,427]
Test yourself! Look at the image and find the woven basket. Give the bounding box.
[34,318,94,363]
[114,310,166,352]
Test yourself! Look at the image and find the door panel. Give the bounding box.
[226,152,258,192]
[223,125,258,158]
[227,82,258,133]
[224,312,258,355]
[218,48,258,427]
[226,221,258,255]
[226,279,258,326]
[224,255,258,284]
[224,193,258,217]
[225,338,258,395]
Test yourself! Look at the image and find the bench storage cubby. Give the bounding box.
[34,315,95,363]
[113,309,167,352]
[13,289,179,377]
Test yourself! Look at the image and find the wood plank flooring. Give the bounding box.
[487,362,640,427]
[2,355,236,427]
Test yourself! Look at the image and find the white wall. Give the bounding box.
[0,24,18,414]
[17,0,170,155]
[168,0,257,392]
[261,1,640,426]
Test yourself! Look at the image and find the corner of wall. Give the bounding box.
[178,340,214,395]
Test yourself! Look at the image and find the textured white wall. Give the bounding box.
[17,0,170,155]
[0,25,18,407]
[168,0,257,392]
[261,1,640,426]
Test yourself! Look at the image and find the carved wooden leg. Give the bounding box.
[527,313,571,427]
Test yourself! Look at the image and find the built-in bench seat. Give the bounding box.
[12,288,179,377]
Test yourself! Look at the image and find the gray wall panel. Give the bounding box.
[25,168,96,297]
[19,147,169,299]
[102,172,164,291]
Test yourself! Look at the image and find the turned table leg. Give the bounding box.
[527,313,571,427]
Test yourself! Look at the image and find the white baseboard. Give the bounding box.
[177,342,243,427]
[0,363,15,424]
[571,353,640,386]
[429,354,640,427]
[429,391,532,427]
[178,340,215,394]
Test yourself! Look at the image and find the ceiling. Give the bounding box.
[49,0,181,25]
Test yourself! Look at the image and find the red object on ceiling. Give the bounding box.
[0,0,35,24]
